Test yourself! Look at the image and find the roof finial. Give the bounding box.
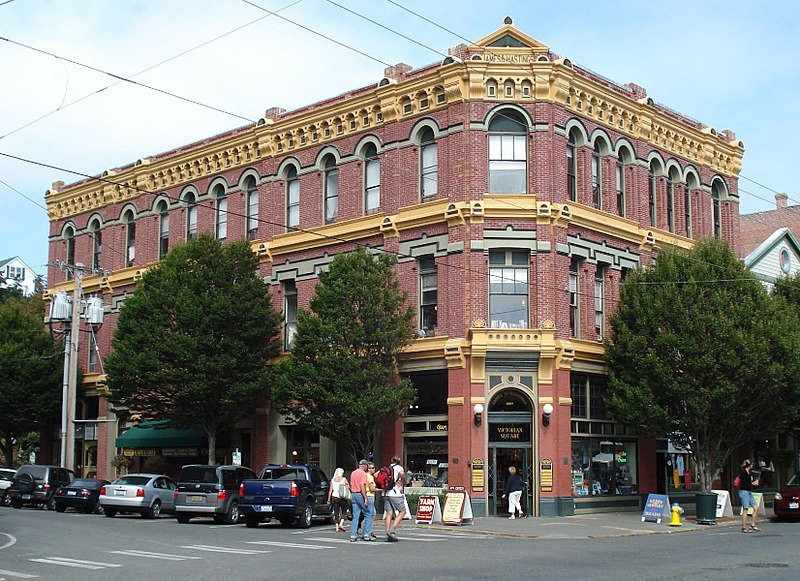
[503,16,513,25]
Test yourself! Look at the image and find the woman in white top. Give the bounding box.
[327,467,350,532]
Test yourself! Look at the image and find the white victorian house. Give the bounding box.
[744,227,800,290]
[0,256,38,296]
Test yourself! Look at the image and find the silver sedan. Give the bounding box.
[99,473,176,519]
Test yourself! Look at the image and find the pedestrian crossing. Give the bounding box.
[3,529,494,576]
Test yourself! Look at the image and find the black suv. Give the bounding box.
[173,464,256,524]
[8,465,76,510]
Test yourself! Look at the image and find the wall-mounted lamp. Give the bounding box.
[542,403,554,427]
[473,403,484,427]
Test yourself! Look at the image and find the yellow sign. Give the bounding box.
[471,458,484,492]
[540,458,553,492]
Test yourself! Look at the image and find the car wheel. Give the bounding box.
[55,504,67,513]
[298,502,313,528]
[104,508,117,518]
[11,499,22,509]
[244,515,260,528]
[145,500,161,519]
[1,492,9,507]
[223,501,239,525]
[176,513,191,524]
[46,496,57,511]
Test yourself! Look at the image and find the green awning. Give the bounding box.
[116,421,205,448]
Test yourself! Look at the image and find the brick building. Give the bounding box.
[45,19,743,516]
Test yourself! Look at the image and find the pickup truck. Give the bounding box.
[238,464,334,528]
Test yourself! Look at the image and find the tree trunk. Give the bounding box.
[207,431,216,465]
[0,433,13,468]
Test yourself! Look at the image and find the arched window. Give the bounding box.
[667,168,679,233]
[286,166,300,231]
[65,226,75,280]
[488,110,527,194]
[591,143,603,210]
[245,177,259,240]
[157,200,170,259]
[567,132,578,201]
[685,174,697,239]
[648,161,658,227]
[324,156,339,224]
[364,143,381,214]
[214,184,227,240]
[616,148,630,217]
[712,180,724,239]
[123,209,136,267]
[420,127,438,200]
[90,219,102,271]
[185,192,197,241]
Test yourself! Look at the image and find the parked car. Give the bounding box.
[100,473,176,519]
[174,464,256,524]
[54,478,109,514]
[7,465,75,510]
[774,471,800,519]
[0,468,16,507]
[239,464,333,528]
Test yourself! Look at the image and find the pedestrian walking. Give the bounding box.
[502,466,524,519]
[326,467,349,532]
[360,463,377,541]
[349,460,369,542]
[383,455,406,542]
[738,459,760,533]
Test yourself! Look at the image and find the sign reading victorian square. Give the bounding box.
[489,424,531,443]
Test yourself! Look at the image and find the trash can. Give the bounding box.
[695,491,718,525]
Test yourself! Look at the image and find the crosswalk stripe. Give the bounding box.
[29,557,122,570]
[182,545,270,555]
[0,569,38,579]
[247,540,333,550]
[110,550,202,561]
[303,537,387,546]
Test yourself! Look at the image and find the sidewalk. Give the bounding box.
[406,512,740,539]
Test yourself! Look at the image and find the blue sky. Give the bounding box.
[1,0,798,279]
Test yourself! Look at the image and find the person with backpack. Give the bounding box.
[349,460,369,542]
[737,458,761,533]
[380,455,406,542]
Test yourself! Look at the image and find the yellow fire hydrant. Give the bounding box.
[669,502,684,527]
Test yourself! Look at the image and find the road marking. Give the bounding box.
[182,545,271,555]
[304,537,387,546]
[110,550,203,561]
[248,540,333,550]
[29,557,123,570]
[0,569,38,579]
[0,534,17,551]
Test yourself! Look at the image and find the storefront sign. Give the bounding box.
[162,448,200,457]
[415,495,442,524]
[471,458,484,492]
[540,458,553,492]
[131,448,157,457]
[712,489,734,518]
[434,422,448,431]
[641,493,671,523]
[443,486,474,525]
[489,423,531,443]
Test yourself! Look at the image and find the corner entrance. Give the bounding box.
[487,389,534,516]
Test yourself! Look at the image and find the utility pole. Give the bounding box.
[64,266,83,473]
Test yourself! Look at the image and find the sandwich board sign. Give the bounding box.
[712,489,734,518]
[442,486,474,525]
[641,493,671,523]
[415,495,442,524]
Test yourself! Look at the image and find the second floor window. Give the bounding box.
[648,165,657,228]
[324,156,339,224]
[283,280,297,351]
[246,178,259,240]
[594,266,605,339]
[90,220,102,271]
[685,183,693,239]
[364,143,380,214]
[420,128,438,200]
[419,256,437,334]
[124,210,135,267]
[185,193,197,241]
[215,185,227,240]
[286,167,300,230]
[615,158,625,217]
[87,330,99,374]
[158,201,170,259]
[65,227,75,279]
[489,249,529,329]
[712,181,723,239]
[570,259,580,338]
[488,111,527,194]
[667,173,677,233]
[567,134,577,202]
[591,145,602,210]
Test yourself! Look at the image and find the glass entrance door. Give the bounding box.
[489,447,531,516]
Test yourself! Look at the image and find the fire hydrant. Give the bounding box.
[669,502,684,527]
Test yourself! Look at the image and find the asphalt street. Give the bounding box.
[1,506,799,580]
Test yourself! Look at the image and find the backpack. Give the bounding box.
[733,475,741,488]
[375,465,395,491]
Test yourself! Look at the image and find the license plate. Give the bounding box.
[188,495,204,504]
[114,489,126,496]
[790,502,799,509]
[67,491,77,496]
[21,494,31,499]
[256,505,273,513]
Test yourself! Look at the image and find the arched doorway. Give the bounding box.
[487,389,534,516]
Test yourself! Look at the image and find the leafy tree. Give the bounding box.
[0,291,63,467]
[605,239,800,492]
[105,235,281,463]
[273,247,417,464]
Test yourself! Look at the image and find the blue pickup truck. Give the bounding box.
[238,464,334,528]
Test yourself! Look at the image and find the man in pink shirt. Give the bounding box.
[349,460,369,541]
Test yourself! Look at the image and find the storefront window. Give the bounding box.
[572,439,638,496]
[404,437,448,487]
[285,427,320,465]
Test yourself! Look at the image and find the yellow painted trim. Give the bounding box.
[447,397,465,406]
